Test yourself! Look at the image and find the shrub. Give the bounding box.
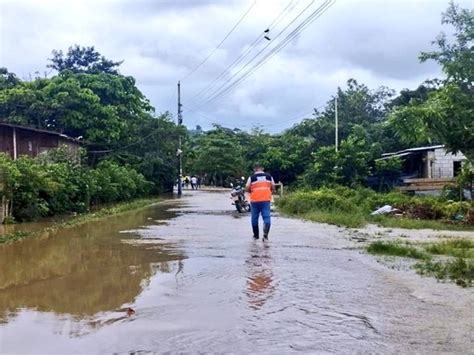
[0,153,151,222]
[277,189,358,215]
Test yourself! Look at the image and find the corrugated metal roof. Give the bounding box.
[0,122,83,144]
[383,145,445,157]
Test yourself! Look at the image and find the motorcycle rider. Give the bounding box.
[245,163,275,240]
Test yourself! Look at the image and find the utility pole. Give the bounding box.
[177,81,183,197]
[335,96,338,152]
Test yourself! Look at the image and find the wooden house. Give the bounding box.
[0,122,82,160]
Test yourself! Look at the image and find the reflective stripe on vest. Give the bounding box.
[250,173,272,202]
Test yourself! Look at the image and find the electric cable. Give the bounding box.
[181,0,257,81]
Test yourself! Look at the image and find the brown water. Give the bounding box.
[0,191,472,353]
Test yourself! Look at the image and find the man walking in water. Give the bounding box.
[245,163,275,241]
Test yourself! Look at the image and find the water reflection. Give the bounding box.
[0,203,185,322]
[245,243,274,310]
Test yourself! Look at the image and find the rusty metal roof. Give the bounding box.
[0,122,83,144]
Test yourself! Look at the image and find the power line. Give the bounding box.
[182,104,217,124]
[201,0,334,106]
[194,0,318,106]
[189,0,299,102]
[198,0,335,107]
[180,0,257,81]
[265,103,326,128]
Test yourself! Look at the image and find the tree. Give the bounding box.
[0,72,153,144]
[186,126,246,186]
[0,68,20,89]
[289,79,395,154]
[303,125,380,188]
[390,3,474,161]
[48,45,123,74]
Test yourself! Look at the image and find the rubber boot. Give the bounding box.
[263,224,271,240]
[252,225,259,240]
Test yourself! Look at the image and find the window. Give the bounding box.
[453,161,462,177]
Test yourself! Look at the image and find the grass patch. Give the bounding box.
[367,241,431,260]
[424,239,474,258]
[300,211,365,228]
[0,197,160,244]
[369,215,474,231]
[61,198,160,227]
[415,258,473,287]
[367,238,474,287]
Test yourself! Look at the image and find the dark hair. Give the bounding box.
[253,162,264,169]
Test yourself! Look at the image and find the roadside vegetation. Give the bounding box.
[276,186,474,230]
[1,150,151,221]
[0,3,472,234]
[366,238,474,287]
[0,197,160,244]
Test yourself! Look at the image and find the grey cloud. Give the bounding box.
[0,0,467,132]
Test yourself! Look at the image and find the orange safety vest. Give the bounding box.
[249,172,273,202]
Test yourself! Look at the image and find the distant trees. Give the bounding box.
[0,46,181,193]
[48,45,123,74]
[389,2,473,162]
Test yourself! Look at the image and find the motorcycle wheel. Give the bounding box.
[242,202,251,213]
[235,201,243,213]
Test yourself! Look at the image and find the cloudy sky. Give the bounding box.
[0,0,468,132]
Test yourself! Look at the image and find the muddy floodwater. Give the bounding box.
[0,191,472,353]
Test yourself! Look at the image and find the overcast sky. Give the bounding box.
[0,0,468,132]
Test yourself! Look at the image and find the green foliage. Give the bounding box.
[288,79,396,154]
[0,68,20,89]
[0,152,150,222]
[0,47,181,192]
[424,239,474,259]
[0,231,29,244]
[415,258,473,287]
[277,186,474,229]
[303,125,380,188]
[374,157,402,175]
[48,45,123,74]
[367,241,430,260]
[185,125,246,186]
[389,3,474,161]
[277,188,359,214]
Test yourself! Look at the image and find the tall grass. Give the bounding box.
[367,241,430,260]
[276,186,474,230]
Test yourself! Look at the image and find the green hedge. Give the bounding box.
[0,153,151,221]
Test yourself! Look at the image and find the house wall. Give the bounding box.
[17,129,59,158]
[0,125,80,160]
[432,148,466,178]
[0,125,14,158]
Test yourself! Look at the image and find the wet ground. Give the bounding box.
[0,191,472,353]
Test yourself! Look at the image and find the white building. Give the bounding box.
[381,145,467,179]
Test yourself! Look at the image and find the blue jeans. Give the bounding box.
[251,201,271,227]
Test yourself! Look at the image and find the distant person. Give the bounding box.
[191,175,198,190]
[184,176,190,189]
[245,163,275,241]
[197,176,202,189]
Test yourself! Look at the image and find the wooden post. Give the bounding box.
[12,127,17,160]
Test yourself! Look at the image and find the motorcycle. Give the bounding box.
[230,182,251,213]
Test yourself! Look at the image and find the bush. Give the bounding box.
[0,152,151,221]
[277,188,358,215]
[277,185,474,227]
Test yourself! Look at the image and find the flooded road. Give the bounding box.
[0,191,472,353]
